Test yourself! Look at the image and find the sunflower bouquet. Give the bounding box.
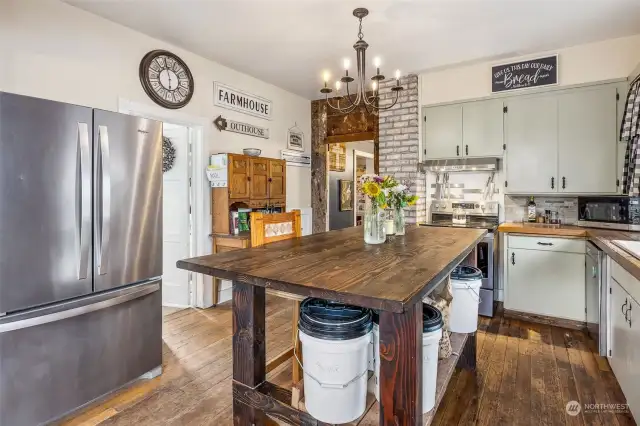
[359,174,396,207]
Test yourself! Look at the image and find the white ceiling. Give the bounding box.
[64,0,640,100]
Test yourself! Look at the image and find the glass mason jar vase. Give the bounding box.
[364,198,386,244]
[394,206,406,236]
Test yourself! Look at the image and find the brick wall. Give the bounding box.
[378,74,426,223]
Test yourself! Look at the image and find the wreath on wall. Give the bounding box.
[163,136,176,173]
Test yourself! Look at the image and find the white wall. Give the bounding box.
[420,35,640,105]
[0,0,311,211]
[631,61,640,81]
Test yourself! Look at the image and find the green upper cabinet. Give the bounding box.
[462,99,505,157]
[423,99,504,160]
[504,95,559,194]
[423,104,462,159]
[557,85,618,194]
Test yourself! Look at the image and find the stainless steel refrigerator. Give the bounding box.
[0,92,163,425]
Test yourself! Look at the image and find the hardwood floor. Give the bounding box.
[61,297,635,426]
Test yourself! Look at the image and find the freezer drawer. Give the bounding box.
[0,281,162,426]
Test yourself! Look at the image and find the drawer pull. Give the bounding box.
[511,252,515,265]
[537,242,554,246]
[622,299,628,315]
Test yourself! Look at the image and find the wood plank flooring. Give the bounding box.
[61,298,636,426]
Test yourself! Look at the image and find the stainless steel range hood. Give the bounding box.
[419,157,500,172]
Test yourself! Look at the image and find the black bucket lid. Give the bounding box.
[371,307,441,333]
[451,265,483,281]
[422,304,444,333]
[298,298,373,341]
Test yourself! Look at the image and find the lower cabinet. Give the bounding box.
[505,235,585,321]
[609,265,640,421]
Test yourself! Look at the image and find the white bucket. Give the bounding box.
[299,330,371,424]
[449,277,482,333]
[373,322,444,412]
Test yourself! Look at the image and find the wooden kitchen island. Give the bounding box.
[177,225,486,425]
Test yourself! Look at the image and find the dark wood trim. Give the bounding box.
[232,281,266,425]
[325,131,376,144]
[503,308,587,331]
[458,332,477,371]
[265,348,294,374]
[232,381,332,426]
[378,303,423,425]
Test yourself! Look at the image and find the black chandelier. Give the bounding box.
[320,7,404,114]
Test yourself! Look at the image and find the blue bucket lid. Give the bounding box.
[298,298,373,341]
[451,265,482,281]
[371,306,442,333]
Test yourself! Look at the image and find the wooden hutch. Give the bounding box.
[210,153,287,304]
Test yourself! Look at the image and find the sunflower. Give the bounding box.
[363,181,381,197]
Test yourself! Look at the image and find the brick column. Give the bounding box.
[378,74,426,224]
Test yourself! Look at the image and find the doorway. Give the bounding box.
[162,123,193,308]
[353,150,375,226]
[327,141,375,231]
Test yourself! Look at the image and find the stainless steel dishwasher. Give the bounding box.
[586,241,608,356]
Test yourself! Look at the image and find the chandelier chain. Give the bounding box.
[358,18,363,40]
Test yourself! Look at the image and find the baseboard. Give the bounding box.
[162,303,191,308]
[503,308,587,331]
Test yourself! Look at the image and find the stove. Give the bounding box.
[421,200,500,230]
[419,200,500,317]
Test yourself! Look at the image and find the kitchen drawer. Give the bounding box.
[508,235,585,254]
[611,259,640,304]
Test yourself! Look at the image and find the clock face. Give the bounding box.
[139,50,194,109]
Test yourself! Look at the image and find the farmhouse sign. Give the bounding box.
[492,55,557,93]
[213,115,269,139]
[214,82,273,120]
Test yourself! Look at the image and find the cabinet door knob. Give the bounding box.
[562,176,566,189]
[247,176,252,181]
[511,252,515,265]
[465,145,469,155]
[551,177,555,189]
[456,145,460,156]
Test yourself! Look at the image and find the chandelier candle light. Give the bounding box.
[320,8,404,113]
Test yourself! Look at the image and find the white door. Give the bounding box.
[423,104,463,159]
[610,279,630,399]
[558,86,618,194]
[506,248,585,321]
[505,95,558,194]
[162,124,191,307]
[462,99,504,157]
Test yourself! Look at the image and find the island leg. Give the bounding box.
[232,281,267,426]
[378,303,423,425]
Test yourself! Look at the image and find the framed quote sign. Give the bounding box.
[492,55,558,93]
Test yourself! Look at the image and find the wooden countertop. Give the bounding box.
[209,232,251,240]
[178,225,486,313]
[497,222,587,237]
[499,222,640,282]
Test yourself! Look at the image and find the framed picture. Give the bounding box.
[287,125,304,152]
[339,179,353,212]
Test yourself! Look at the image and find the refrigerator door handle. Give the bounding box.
[76,123,91,280]
[97,125,111,276]
[0,282,159,333]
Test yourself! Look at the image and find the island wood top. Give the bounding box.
[177,225,486,313]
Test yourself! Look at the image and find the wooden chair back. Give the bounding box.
[250,210,302,247]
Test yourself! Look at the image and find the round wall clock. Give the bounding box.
[139,50,194,109]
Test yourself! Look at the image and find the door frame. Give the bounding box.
[352,150,375,226]
[118,98,211,308]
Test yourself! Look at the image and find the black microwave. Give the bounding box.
[577,196,640,230]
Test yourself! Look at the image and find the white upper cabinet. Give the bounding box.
[423,104,463,159]
[505,95,559,194]
[558,86,618,194]
[462,99,504,157]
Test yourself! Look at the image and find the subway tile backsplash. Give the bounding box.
[504,195,578,224]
